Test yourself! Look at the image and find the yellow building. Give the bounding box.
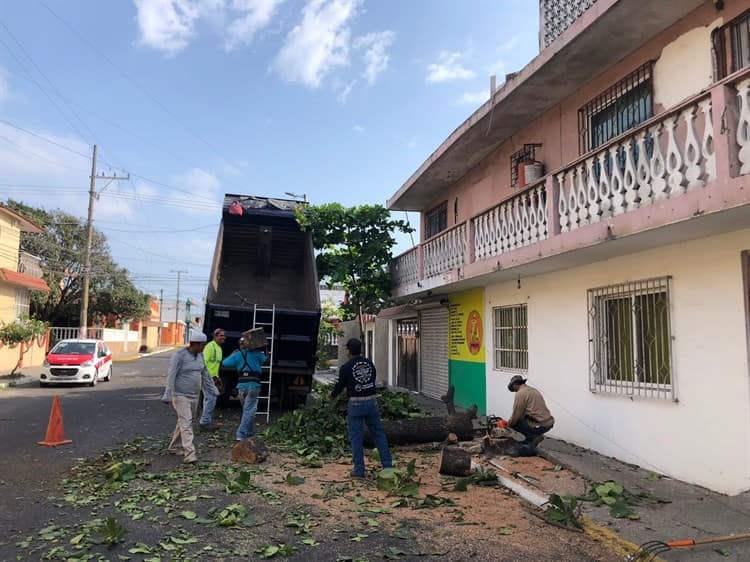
[0,205,50,372]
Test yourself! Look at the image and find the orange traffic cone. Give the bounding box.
[37,396,72,447]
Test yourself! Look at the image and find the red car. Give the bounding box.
[40,339,113,387]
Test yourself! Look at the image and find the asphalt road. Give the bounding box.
[0,352,174,550]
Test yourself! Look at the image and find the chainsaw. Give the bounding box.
[485,416,525,442]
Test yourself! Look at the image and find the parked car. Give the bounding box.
[40,339,113,387]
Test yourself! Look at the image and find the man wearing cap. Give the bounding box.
[507,375,554,453]
[331,338,393,478]
[162,331,219,463]
[198,328,226,430]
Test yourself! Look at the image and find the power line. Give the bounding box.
[0,118,91,159]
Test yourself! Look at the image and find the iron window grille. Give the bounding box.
[493,304,528,372]
[578,61,654,154]
[424,202,447,240]
[15,289,30,320]
[587,276,674,400]
[510,143,543,187]
[712,8,750,80]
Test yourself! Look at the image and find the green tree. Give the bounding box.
[5,199,151,325]
[317,299,343,368]
[0,317,49,375]
[296,203,413,335]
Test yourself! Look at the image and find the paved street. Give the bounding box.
[0,353,174,553]
[0,352,618,562]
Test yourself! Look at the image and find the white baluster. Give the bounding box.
[492,207,502,257]
[520,193,531,246]
[484,211,493,259]
[514,198,523,249]
[576,163,589,225]
[609,145,625,215]
[528,190,539,243]
[472,218,481,261]
[500,203,510,252]
[557,172,569,232]
[699,98,715,183]
[682,105,703,191]
[664,115,685,196]
[736,78,750,175]
[567,169,579,230]
[649,123,667,201]
[622,139,638,211]
[635,131,652,206]
[537,185,548,239]
[596,151,611,219]
[585,157,600,223]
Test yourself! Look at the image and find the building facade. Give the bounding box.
[386,0,750,494]
[0,205,50,371]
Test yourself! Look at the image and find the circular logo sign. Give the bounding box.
[466,310,482,355]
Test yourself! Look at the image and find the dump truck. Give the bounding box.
[203,194,321,410]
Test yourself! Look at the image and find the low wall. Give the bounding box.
[0,333,49,372]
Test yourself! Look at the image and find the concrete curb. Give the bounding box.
[0,376,37,389]
[113,347,177,363]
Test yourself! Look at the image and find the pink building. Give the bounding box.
[386,0,750,494]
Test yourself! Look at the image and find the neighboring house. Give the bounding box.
[133,298,161,351]
[0,205,50,371]
[385,0,750,495]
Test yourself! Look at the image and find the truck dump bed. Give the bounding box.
[204,195,321,408]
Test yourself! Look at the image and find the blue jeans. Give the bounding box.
[199,391,217,426]
[237,385,260,440]
[347,399,393,476]
[511,417,553,444]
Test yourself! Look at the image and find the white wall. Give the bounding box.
[485,229,750,495]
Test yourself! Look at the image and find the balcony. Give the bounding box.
[18,252,43,279]
[391,70,750,298]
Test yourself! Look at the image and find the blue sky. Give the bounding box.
[0,0,538,308]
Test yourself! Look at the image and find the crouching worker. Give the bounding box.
[222,340,266,441]
[507,375,554,456]
[331,338,392,478]
[162,331,219,464]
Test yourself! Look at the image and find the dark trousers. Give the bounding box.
[511,417,553,444]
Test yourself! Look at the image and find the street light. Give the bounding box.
[284,191,307,203]
[184,298,194,343]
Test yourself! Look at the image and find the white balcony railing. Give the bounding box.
[557,93,715,231]
[423,223,466,278]
[18,251,43,278]
[473,180,548,262]
[391,246,419,287]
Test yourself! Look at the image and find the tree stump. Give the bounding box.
[231,437,268,464]
[439,445,472,476]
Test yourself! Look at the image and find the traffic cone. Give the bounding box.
[37,396,72,447]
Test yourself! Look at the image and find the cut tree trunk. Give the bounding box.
[231,437,268,464]
[439,445,472,476]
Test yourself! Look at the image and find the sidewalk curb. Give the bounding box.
[113,347,177,363]
[0,376,37,389]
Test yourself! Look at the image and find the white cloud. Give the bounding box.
[336,79,356,103]
[224,0,286,51]
[353,30,394,86]
[352,124,364,133]
[0,67,9,103]
[172,167,221,196]
[272,0,360,88]
[133,0,206,56]
[457,89,489,106]
[426,51,475,83]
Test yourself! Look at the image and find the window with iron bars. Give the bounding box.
[587,277,674,400]
[510,143,542,188]
[712,8,750,80]
[15,289,30,320]
[578,62,654,154]
[424,202,447,240]
[493,304,528,372]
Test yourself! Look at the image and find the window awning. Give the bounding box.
[0,268,50,292]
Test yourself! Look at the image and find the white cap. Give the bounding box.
[189,331,207,343]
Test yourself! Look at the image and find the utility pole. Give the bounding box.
[79,145,129,338]
[171,270,187,344]
[158,289,164,346]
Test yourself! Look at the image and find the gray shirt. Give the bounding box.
[164,347,217,399]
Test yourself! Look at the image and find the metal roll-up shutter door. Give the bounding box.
[419,307,449,400]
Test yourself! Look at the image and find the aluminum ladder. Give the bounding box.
[252,304,275,422]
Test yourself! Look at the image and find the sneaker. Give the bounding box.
[199,423,220,432]
[167,448,184,456]
[350,470,366,479]
[183,455,198,464]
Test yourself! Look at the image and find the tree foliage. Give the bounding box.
[5,199,151,326]
[296,203,412,326]
[0,317,49,375]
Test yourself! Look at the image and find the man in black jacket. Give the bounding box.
[331,338,393,478]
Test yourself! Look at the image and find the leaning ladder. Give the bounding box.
[252,304,275,422]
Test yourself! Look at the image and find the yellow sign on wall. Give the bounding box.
[448,288,485,363]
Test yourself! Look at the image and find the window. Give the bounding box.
[15,289,30,319]
[713,9,750,80]
[578,62,654,154]
[493,304,528,372]
[510,143,542,188]
[588,277,674,399]
[424,202,447,239]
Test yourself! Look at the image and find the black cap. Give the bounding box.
[345,338,362,355]
[507,375,527,391]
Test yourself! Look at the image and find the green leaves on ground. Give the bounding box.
[255,543,297,558]
[215,470,254,494]
[377,459,419,498]
[215,504,255,528]
[545,494,583,529]
[104,461,138,483]
[578,480,667,520]
[95,517,127,547]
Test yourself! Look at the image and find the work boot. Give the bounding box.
[529,435,545,448]
[350,470,366,479]
[199,423,220,432]
[183,453,198,464]
[167,448,184,456]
